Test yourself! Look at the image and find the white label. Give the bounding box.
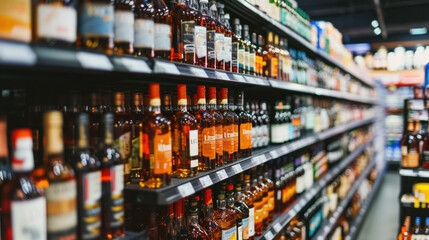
[114,11,134,42]
[215,33,225,61]
[216,71,229,80]
[112,164,124,195]
[178,182,195,197]
[190,159,199,168]
[189,130,198,157]
[76,52,113,71]
[195,25,207,58]
[216,169,228,180]
[83,171,102,205]
[273,222,282,233]
[237,225,243,240]
[265,231,274,240]
[232,164,243,174]
[121,57,151,73]
[45,180,77,232]
[135,19,154,48]
[154,23,171,51]
[199,175,213,188]
[224,36,232,63]
[222,226,237,240]
[11,197,47,240]
[37,4,77,42]
[271,124,283,143]
[249,207,255,236]
[190,67,208,78]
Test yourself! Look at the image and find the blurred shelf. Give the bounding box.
[399,168,429,178]
[371,69,424,86]
[400,195,429,209]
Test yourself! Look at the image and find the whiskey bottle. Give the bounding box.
[195,0,207,67]
[242,173,255,239]
[250,102,260,149]
[0,0,31,42]
[213,191,237,240]
[141,83,172,187]
[171,0,196,64]
[223,13,232,72]
[206,0,217,69]
[172,84,199,178]
[208,87,225,167]
[263,32,274,78]
[0,116,13,197]
[262,163,275,223]
[201,189,222,239]
[229,91,239,161]
[243,25,254,75]
[130,92,143,183]
[78,0,114,53]
[259,102,270,147]
[159,204,177,240]
[226,184,243,240]
[214,2,225,70]
[71,113,102,240]
[252,33,260,76]
[113,92,132,183]
[217,4,230,71]
[235,184,251,240]
[249,169,264,236]
[218,88,235,164]
[234,19,245,74]
[256,167,269,230]
[35,0,77,46]
[231,19,239,73]
[188,199,210,239]
[114,0,135,54]
[175,199,189,239]
[88,91,104,153]
[235,91,252,157]
[134,0,155,57]
[98,113,125,239]
[402,120,419,168]
[153,0,172,59]
[1,129,46,240]
[195,86,216,171]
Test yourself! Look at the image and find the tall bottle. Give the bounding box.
[259,102,270,147]
[114,0,135,54]
[0,116,13,201]
[243,25,255,75]
[171,0,196,64]
[175,199,189,239]
[250,169,264,236]
[235,184,250,240]
[231,19,241,73]
[235,91,252,157]
[229,91,239,161]
[201,189,222,239]
[98,113,125,239]
[219,88,236,164]
[78,0,114,53]
[71,113,102,240]
[208,87,225,167]
[256,167,269,230]
[206,0,217,69]
[213,191,237,240]
[402,120,419,168]
[263,32,274,78]
[262,163,275,223]
[214,2,225,70]
[195,0,207,67]
[130,92,143,183]
[35,0,77,46]
[172,84,199,177]
[134,0,155,57]
[141,84,172,187]
[153,0,172,59]
[252,33,260,76]
[1,129,46,240]
[223,13,233,72]
[243,172,255,239]
[188,199,210,239]
[226,184,243,240]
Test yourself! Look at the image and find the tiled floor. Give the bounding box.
[357,171,399,240]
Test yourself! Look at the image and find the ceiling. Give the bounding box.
[298,0,429,46]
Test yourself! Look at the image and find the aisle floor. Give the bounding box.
[357,171,399,240]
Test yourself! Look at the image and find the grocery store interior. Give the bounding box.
[0,0,428,240]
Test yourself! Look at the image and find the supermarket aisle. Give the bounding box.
[357,171,399,240]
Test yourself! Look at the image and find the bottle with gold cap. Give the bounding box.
[229,90,239,161]
[208,87,225,167]
[98,112,125,239]
[141,83,172,188]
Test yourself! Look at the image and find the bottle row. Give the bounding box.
[0,0,374,95]
[401,120,429,169]
[399,216,429,240]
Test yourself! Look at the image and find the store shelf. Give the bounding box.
[222,0,373,88]
[399,168,429,178]
[311,155,378,240]
[256,139,375,240]
[125,117,375,205]
[345,165,386,240]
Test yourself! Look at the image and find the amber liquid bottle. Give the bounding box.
[171,0,196,64]
[130,92,143,183]
[0,116,13,203]
[88,91,104,153]
[134,0,155,57]
[34,0,77,46]
[235,184,251,240]
[218,88,235,164]
[195,0,207,67]
[159,204,177,240]
[242,25,251,75]
[262,163,275,223]
[206,0,217,69]
[71,113,103,240]
[401,120,419,168]
[78,0,114,53]
[235,91,252,157]
[231,19,240,73]
[141,84,172,188]
[153,0,172,59]
[194,86,216,171]
[234,19,245,74]
[242,173,255,239]
[1,129,47,240]
[223,13,232,71]
[226,184,243,240]
[172,84,199,177]
[201,189,222,240]
[256,167,269,230]
[98,113,125,239]
[175,199,189,239]
[208,87,225,167]
[114,0,135,54]
[249,169,264,236]
[229,91,239,161]
[213,191,237,239]
[188,199,210,239]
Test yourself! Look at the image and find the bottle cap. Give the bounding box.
[197,86,206,104]
[177,84,187,105]
[217,191,225,200]
[149,83,161,106]
[224,13,230,19]
[114,92,125,106]
[200,0,208,3]
[220,88,228,104]
[243,25,249,31]
[11,129,34,172]
[234,18,240,25]
[226,184,234,191]
[133,92,143,106]
[204,189,213,205]
[208,87,217,104]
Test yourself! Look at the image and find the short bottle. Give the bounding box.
[188,199,210,239]
[412,217,424,239]
[200,189,222,239]
[213,191,237,240]
[114,0,135,54]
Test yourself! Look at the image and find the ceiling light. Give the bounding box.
[410,27,427,35]
[371,20,379,28]
[374,27,382,35]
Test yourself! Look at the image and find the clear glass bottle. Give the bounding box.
[114,0,135,54]
[134,0,155,57]
[195,0,207,67]
[153,0,172,59]
[171,0,196,64]
[213,191,237,239]
[201,189,222,239]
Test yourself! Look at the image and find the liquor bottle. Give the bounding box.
[412,217,423,239]
[250,102,260,149]
[274,158,283,213]
[235,184,250,240]
[251,33,260,76]
[0,116,13,198]
[214,2,225,70]
[130,92,143,183]
[224,184,242,240]
[273,34,280,79]
[424,217,429,237]
[401,120,419,168]
[114,0,135,54]
[113,92,132,183]
[208,87,225,167]
[234,20,246,74]
[194,86,216,171]
[241,25,249,74]
[159,204,177,240]
[206,0,217,69]
[262,163,275,223]
[260,102,270,147]
[243,25,255,75]
[201,189,222,239]
[195,0,207,67]
[162,93,175,120]
[213,191,237,240]
[271,101,283,144]
[134,0,155,57]
[172,84,199,177]
[87,91,104,153]
[305,97,314,136]
[219,88,235,164]
[171,0,196,64]
[70,113,102,240]
[229,91,239,161]
[176,199,189,239]
[142,83,172,187]
[98,113,125,239]
[235,91,252,157]
[242,173,255,239]
[35,0,77,45]
[78,0,114,53]
[223,13,233,72]
[153,0,172,59]
[258,35,266,77]
[0,0,31,42]
[188,199,210,239]
[263,32,278,79]
[250,169,264,235]
[231,19,240,73]
[255,167,269,230]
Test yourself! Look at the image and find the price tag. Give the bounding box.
[76,52,113,71]
[199,175,213,188]
[270,150,279,159]
[264,231,274,240]
[233,74,246,82]
[299,199,306,208]
[154,61,180,74]
[0,42,36,66]
[329,217,335,223]
[216,169,228,180]
[270,80,280,87]
[288,208,296,217]
[273,222,282,233]
[177,182,195,197]
[215,71,229,80]
[244,76,256,83]
[232,164,243,174]
[281,146,288,153]
[419,170,429,178]
[120,57,151,73]
[190,67,208,78]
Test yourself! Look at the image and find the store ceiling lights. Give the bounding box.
[374,28,382,35]
[371,20,379,28]
[410,27,427,35]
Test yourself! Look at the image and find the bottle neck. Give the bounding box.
[76,122,89,150]
[103,122,114,145]
[188,214,199,226]
[217,199,226,210]
[203,203,214,219]
[149,105,161,114]
[226,193,235,207]
[200,2,208,15]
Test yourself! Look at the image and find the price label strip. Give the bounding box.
[215,71,229,80]
[232,164,243,174]
[273,222,282,233]
[154,61,180,75]
[264,231,274,240]
[216,169,228,180]
[199,175,213,188]
[121,57,151,73]
[269,150,279,159]
[0,42,36,66]
[76,52,113,71]
[190,67,208,78]
[233,74,246,82]
[177,182,195,198]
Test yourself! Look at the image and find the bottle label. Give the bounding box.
[215,125,223,156]
[195,25,207,58]
[181,21,195,56]
[130,133,141,169]
[0,0,31,42]
[408,151,419,168]
[189,129,199,157]
[79,3,114,37]
[103,164,124,228]
[268,190,275,211]
[222,226,237,240]
[224,124,235,154]
[135,19,154,48]
[240,122,252,150]
[37,4,77,42]
[242,216,249,239]
[114,10,134,42]
[201,126,216,160]
[81,171,102,239]
[115,131,131,174]
[153,132,172,175]
[232,42,239,71]
[237,225,243,240]
[154,23,171,51]
[271,57,278,77]
[224,36,232,64]
[238,48,245,70]
[270,124,282,143]
[244,50,249,71]
[207,30,216,61]
[262,197,269,219]
[254,200,263,225]
[233,124,239,153]
[11,197,47,240]
[249,207,255,236]
[288,124,294,141]
[249,52,255,72]
[215,33,225,62]
[423,150,429,164]
[46,180,77,238]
